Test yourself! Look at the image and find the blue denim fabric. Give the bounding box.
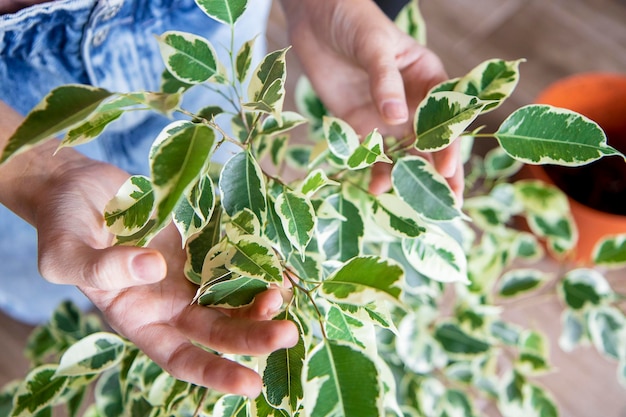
[0,0,271,324]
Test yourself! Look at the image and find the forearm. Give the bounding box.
[0,100,84,225]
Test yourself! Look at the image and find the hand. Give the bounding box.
[281,0,464,198]
[33,153,298,397]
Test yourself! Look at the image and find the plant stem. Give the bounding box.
[193,387,208,417]
[285,271,327,339]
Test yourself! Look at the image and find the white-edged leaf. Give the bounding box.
[396,312,447,374]
[259,311,305,414]
[414,91,489,152]
[374,193,426,238]
[392,155,464,221]
[346,129,392,169]
[104,175,155,236]
[320,256,404,306]
[56,332,125,377]
[247,47,289,118]
[560,268,612,310]
[323,116,360,160]
[1,85,112,163]
[197,276,269,308]
[227,235,283,282]
[275,189,316,255]
[11,365,68,417]
[395,0,426,44]
[298,169,339,197]
[235,36,256,83]
[260,111,307,136]
[497,268,549,297]
[434,322,490,355]
[225,207,261,241]
[317,193,364,261]
[593,234,626,268]
[184,208,222,284]
[60,109,123,149]
[324,305,377,353]
[484,146,523,179]
[157,31,219,84]
[559,309,586,352]
[173,173,216,245]
[302,340,383,417]
[402,228,469,284]
[496,104,623,165]
[194,0,248,25]
[213,395,248,417]
[587,306,625,360]
[219,151,267,223]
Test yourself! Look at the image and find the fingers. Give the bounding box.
[231,287,292,321]
[39,241,167,289]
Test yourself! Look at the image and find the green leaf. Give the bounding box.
[587,306,625,360]
[435,390,475,417]
[347,129,391,169]
[593,234,626,268]
[275,189,316,255]
[496,104,622,165]
[560,268,612,310]
[56,332,125,377]
[161,67,193,94]
[225,207,261,241]
[323,116,360,160]
[173,173,216,245]
[194,0,248,25]
[184,207,222,284]
[60,109,123,149]
[451,59,523,112]
[302,340,382,417]
[484,146,523,179]
[434,322,490,355]
[197,276,269,308]
[227,235,283,282]
[260,311,305,414]
[402,228,468,284]
[151,121,216,224]
[220,151,267,223]
[298,169,339,197]
[517,330,550,374]
[104,175,155,236]
[294,76,328,134]
[497,269,548,297]
[392,156,464,221]
[395,0,426,44]
[247,48,289,118]
[235,36,256,83]
[11,365,68,417]
[320,256,404,306]
[147,373,190,407]
[374,194,426,238]
[317,193,364,261]
[414,92,489,152]
[157,31,219,84]
[1,85,112,163]
[325,305,373,350]
[252,394,290,417]
[396,313,447,374]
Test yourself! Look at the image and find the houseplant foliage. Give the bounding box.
[1,0,626,416]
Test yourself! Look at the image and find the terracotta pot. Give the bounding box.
[528,72,626,263]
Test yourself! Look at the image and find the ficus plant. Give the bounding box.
[1,1,625,416]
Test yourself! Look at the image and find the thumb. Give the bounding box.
[39,242,167,290]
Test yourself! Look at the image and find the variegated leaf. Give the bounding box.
[194,0,248,25]
[259,311,305,414]
[225,207,261,241]
[161,67,193,94]
[560,268,612,310]
[55,332,125,377]
[260,111,307,136]
[317,194,364,261]
[298,169,339,197]
[587,306,625,360]
[320,256,404,306]
[516,330,550,374]
[235,36,256,83]
[324,305,376,353]
[484,146,523,179]
[374,193,426,238]
[252,394,290,417]
[302,340,383,417]
[346,129,392,170]
[104,175,155,236]
[497,269,549,297]
[173,173,215,245]
[559,309,586,352]
[392,156,464,221]
[402,229,469,284]
[11,365,68,417]
[184,207,222,284]
[323,116,359,160]
[151,121,216,224]
[60,109,123,149]
[200,240,233,286]
[219,151,267,223]
[147,373,190,407]
[434,322,490,355]
[247,48,289,118]
[1,85,112,163]
[496,105,622,165]
[197,276,269,308]
[275,189,316,255]
[593,234,626,268]
[157,31,219,84]
[294,76,328,135]
[395,0,426,44]
[213,395,248,417]
[227,235,283,282]
[414,91,489,152]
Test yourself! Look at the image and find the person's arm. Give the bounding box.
[0,99,298,397]
[279,0,464,198]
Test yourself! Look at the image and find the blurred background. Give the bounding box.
[1,1,625,416]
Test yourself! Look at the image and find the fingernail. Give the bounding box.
[382,100,408,123]
[131,252,165,282]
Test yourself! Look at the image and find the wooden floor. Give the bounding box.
[1,1,625,416]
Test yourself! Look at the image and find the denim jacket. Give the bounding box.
[0,0,271,323]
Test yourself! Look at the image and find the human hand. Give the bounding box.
[33,153,298,397]
[280,0,463,198]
